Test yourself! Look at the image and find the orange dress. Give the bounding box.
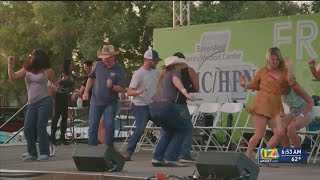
[246,67,290,119]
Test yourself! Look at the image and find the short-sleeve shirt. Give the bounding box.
[88,61,126,106]
[56,73,76,94]
[129,67,159,106]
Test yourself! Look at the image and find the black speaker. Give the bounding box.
[72,144,125,172]
[195,152,259,180]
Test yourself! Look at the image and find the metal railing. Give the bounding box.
[0,103,27,130]
[4,126,24,144]
[1,103,27,144]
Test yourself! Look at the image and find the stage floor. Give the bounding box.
[1,142,320,180]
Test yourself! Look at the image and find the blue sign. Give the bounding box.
[258,148,307,163]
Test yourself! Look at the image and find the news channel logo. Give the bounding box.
[258,148,280,163]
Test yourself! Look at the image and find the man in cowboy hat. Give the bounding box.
[123,47,161,161]
[83,44,127,146]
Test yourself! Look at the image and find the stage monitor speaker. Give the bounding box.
[72,144,125,172]
[195,151,259,180]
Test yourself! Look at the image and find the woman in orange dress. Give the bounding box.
[239,47,291,159]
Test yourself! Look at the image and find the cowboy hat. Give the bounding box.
[97,45,119,58]
[163,56,187,68]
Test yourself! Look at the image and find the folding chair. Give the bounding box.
[235,114,255,152]
[192,103,223,151]
[116,99,133,138]
[135,120,161,152]
[187,104,198,118]
[206,103,244,152]
[120,120,136,151]
[301,106,320,163]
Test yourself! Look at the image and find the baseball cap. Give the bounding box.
[144,48,161,62]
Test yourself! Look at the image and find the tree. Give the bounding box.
[311,1,320,13]
[0,1,317,105]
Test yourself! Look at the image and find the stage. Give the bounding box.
[1,143,320,180]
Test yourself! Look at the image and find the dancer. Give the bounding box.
[51,59,75,145]
[83,44,126,146]
[238,47,291,160]
[23,80,57,158]
[71,60,94,107]
[149,56,194,167]
[173,52,199,163]
[123,48,161,161]
[8,49,57,161]
[281,58,314,148]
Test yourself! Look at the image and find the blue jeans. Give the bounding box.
[24,96,52,156]
[175,104,193,159]
[127,104,151,155]
[88,102,117,146]
[149,101,191,161]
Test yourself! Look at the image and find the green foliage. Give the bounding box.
[0,1,317,105]
[311,1,320,13]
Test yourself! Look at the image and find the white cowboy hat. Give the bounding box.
[164,56,187,68]
[97,45,119,58]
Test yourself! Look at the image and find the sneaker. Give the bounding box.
[49,145,56,157]
[22,152,29,158]
[179,157,195,163]
[37,155,49,161]
[23,155,37,162]
[164,160,189,167]
[151,159,165,167]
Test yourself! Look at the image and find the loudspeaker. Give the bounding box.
[195,152,259,180]
[72,144,125,172]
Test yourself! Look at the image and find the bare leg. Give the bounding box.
[267,115,285,148]
[280,115,292,148]
[287,115,312,147]
[281,131,291,148]
[245,114,268,158]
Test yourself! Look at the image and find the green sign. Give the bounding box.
[154,13,320,102]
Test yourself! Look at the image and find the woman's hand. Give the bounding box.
[308,59,316,68]
[284,57,293,69]
[181,88,195,101]
[8,56,14,66]
[238,73,246,87]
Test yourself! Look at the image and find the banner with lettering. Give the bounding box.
[153,13,320,104]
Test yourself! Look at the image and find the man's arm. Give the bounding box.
[127,87,144,96]
[82,78,94,100]
[126,71,144,96]
[112,67,127,94]
[72,85,85,100]
[292,83,313,116]
[188,67,199,92]
[111,85,127,94]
